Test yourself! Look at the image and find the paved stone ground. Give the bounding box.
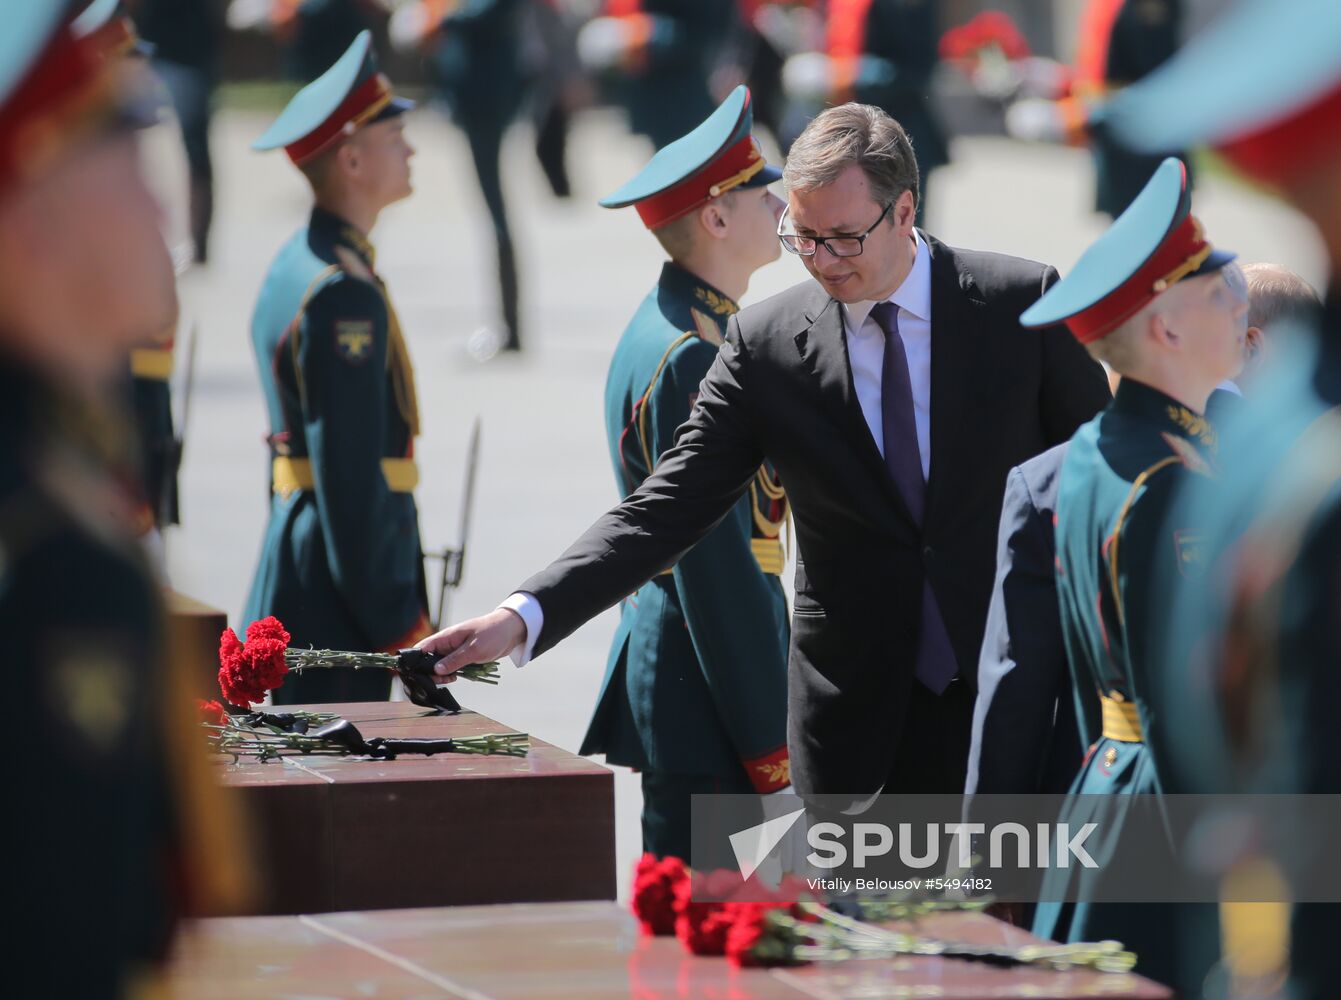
[144,105,1326,899]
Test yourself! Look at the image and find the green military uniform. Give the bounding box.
[1103,5,1341,994]
[1156,305,1341,999]
[128,342,178,530]
[588,263,791,856]
[586,85,791,858]
[4,7,190,991]
[6,360,179,993]
[244,207,430,703]
[245,34,429,704]
[1030,379,1220,990]
[1018,159,1237,992]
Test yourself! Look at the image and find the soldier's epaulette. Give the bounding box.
[333,244,377,286]
[1160,431,1213,476]
[690,307,724,346]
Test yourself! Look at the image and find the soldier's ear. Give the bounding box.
[699,199,731,241]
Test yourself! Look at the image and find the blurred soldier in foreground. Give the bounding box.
[1106,1,1341,995]
[1020,157,1245,992]
[245,30,432,704]
[592,86,792,857]
[2,6,244,994]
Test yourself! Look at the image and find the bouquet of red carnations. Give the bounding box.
[217,616,498,710]
[630,854,1135,972]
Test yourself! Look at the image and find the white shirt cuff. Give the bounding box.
[498,592,543,667]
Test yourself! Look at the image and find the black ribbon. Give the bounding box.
[395,649,462,713]
[239,711,313,734]
[311,719,459,759]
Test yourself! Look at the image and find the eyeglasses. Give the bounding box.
[778,202,893,258]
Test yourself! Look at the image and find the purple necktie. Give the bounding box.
[871,302,958,693]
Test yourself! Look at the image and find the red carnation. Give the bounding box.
[673,876,735,956]
[217,617,293,706]
[196,699,227,726]
[630,853,687,936]
[724,900,815,967]
[725,902,781,966]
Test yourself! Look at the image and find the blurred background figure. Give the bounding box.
[578,0,732,152]
[132,0,223,264]
[1002,0,1191,219]
[779,0,948,225]
[83,0,187,559]
[228,0,378,82]
[391,0,582,355]
[1072,0,1189,218]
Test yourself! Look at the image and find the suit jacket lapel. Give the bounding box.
[925,235,985,526]
[793,287,911,519]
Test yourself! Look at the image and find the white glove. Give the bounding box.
[576,16,634,72]
[388,1,436,53]
[753,5,810,56]
[781,51,832,101]
[1005,97,1068,143]
[225,0,273,32]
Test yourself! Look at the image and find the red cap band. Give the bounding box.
[284,72,392,166]
[0,26,107,200]
[1218,76,1341,188]
[1067,213,1212,344]
[635,134,765,230]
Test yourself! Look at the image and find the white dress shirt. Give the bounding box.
[841,229,934,479]
[500,231,935,667]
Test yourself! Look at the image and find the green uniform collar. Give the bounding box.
[659,261,738,331]
[1112,378,1217,456]
[309,206,376,271]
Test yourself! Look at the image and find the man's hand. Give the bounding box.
[416,608,526,680]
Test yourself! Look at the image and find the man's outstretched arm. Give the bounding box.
[420,321,767,676]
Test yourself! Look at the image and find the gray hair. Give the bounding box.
[1242,262,1319,332]
[783,103,920,209]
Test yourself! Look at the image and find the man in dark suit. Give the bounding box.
[421,103,1110,800]
[965,442,1086,798]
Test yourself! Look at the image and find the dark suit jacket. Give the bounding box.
[520,234,1111,797]
[965,443,1086,797]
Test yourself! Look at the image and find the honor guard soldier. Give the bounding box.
[589,86,792,857]
[1106,3,1341,995]
[75,0,182,538]
[1019,158,1245,993]
[245,30,432,704]
[2,5,245,993]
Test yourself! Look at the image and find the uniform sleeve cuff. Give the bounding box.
[378,609,433,653]
[743,746,791,793]
[498,592,542,667]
